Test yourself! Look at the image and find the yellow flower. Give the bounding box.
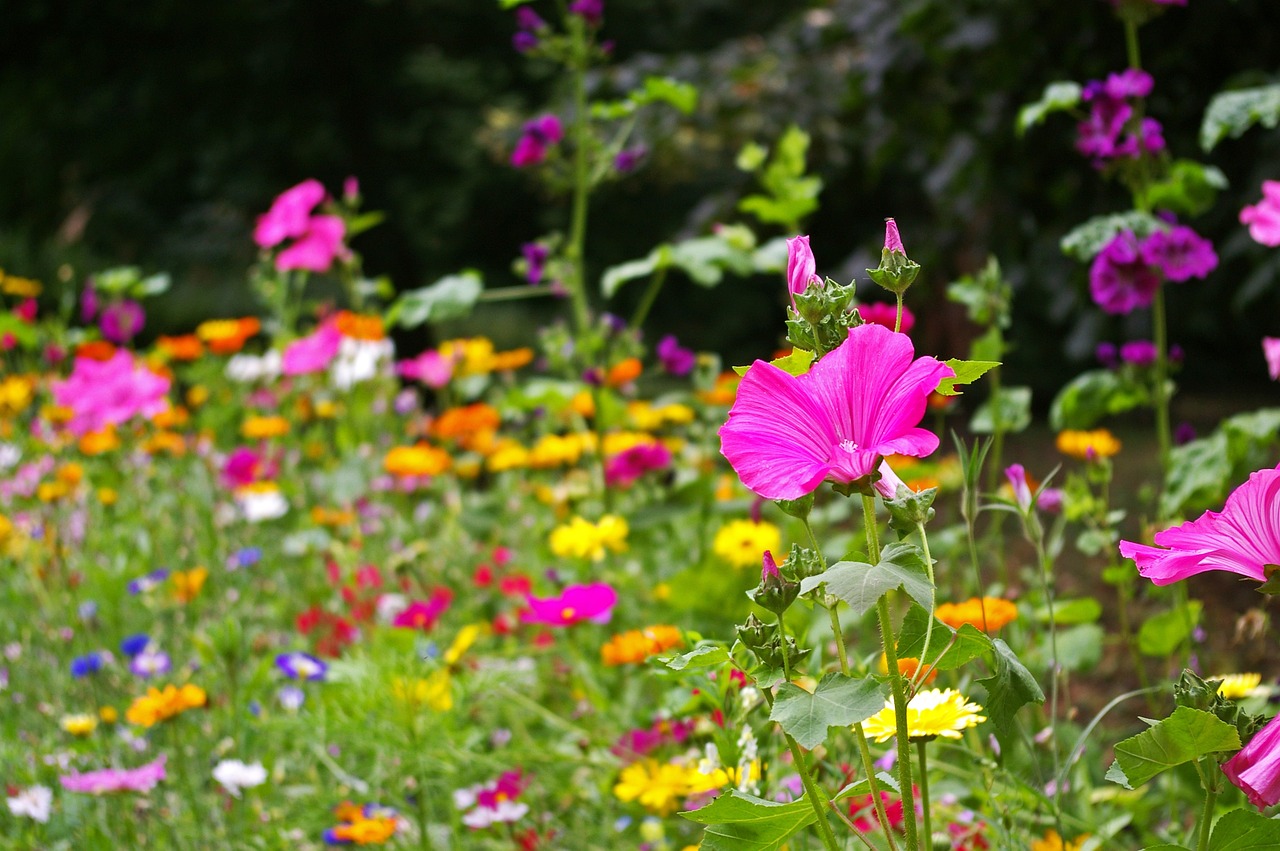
[171,567,208,603]
[241,415,290,439]
[61,713,98,736]
[613,760,693,816]
[0,375,35,417]
[383,444,451,477]
[601,625,684,666]
[125,684,207,727]
[1216,673,1263,700]
[712,519,782,569]
[98,706,119,724]
[935,597,1019,633]
[1032,829,1089,851]
[861,688,986,743]
[486,439,529,472]
[0,272,42,298]
[1056,428,1121,460]
[392,671,453,712]
[549,515,629,561]
[97,487,119,506]
[443,624,485,666]
[528,433,587,468]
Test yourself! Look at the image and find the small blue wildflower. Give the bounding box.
[127,568,170,594]
[275,651,328,681]
[120,634,150,657]
[70,652,105,678]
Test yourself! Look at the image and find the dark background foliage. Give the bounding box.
[2,0,1278,398]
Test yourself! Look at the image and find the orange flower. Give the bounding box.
[311,506,356,527]
[935,597,1018,633]
[197,317,260,355]
[241,415,290,439]
[569,391,596,419]
[697,371,741,406]
[1055,428,1121,461]
[79,427,120,456]
[171,567,208,603]
[151,406,190,429]
[57,463,84,486]
[880,654,938,684]
[384,444,451,477]
[125,683,207,727]
[145,431,187,456]
[431,403,501,448]
[75,340,117,361]
[606,357,642,387]
[156,334,204,361]
[602,625,683,666]
[489,347,535,372]
[335,311,386,341]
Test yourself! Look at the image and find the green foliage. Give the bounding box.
[592,76,699,119]
[601,232,757,297]
[895,604,993,672]
[733,348,814,378]
[1016,81,1082,135]
[977,638,1045,753]
[1207,808,1280,850]
[736,126,823,232]
[1137,160,1228,218]
[936,359,1000,397]
[1162,408,1280,516]
[681,790,817,851]
[1138,602,1203,657]
[970,386,1032,434]
[1060,212,1166,261]
[769,672,886,749]
[1106,706,1241,789]
[1201,84,1280,151]
[1049,369,1154,431]
[662,643,730,672]
[386,270,483,327]
[798,541,933,615]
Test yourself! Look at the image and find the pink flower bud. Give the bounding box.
[761,550,780,581]
[884,218,905,254]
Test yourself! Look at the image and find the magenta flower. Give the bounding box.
[511,115,564,168]
[397,349,454,388]
[1119,464,1280,586]
[1005,464,1034,510]
[1240,181,1280,247]
[1076,70,1164,167]
[655,334,696,376]
[857,302,915,334]
[522,583,618,626]
[719,323,953,500]
[1089,232,1161,314]
[282,320,342,376]
[1140,225,1217,282]
[1264,338,1280,381]
[785,235,821,306]
[221,447,276,488]
[568,0,603,26]
[1224,711,1280,810]
[254,179,327,249]
[521,242,550,284]
[52,350,171,435]
[604,442,672,488]
[255,180,350,273]
[60,755,167,795]
[1119,340,1158,367]
[392,589,453,631]
[883,218,905,254]
[99,300,146,344]
[276,215,349,273]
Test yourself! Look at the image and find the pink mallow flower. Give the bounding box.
[282,320,343,376]
[52,350,170,436]
[858,302,915,334]
[1264,338,1280,381]
[719,323,953,500]
[522,583,618,627]
[60,755,167,795]
[397,349,454,388]
[1140,225,1217,282]
[255,179,327,248]
[276,215,348,273]
[1119,464,1280,586]
[1240,180,1280,247]
[1224,711,1280,810]
[785,235,821,306]
[604,442,672,488]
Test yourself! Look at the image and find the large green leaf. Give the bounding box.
[1107,706,1241,789]
[895,604,992,672]
[386,270,482,327]
[798,541,932,615]
[1201,85,1280,151]
[1138,602,1203,657]
[1049,369,1151,431]
[1138,159,1228,218]
[733,348,814,378]
[682,790,817,851]
[663,644,729,672]
[769,673,886,750]
[1209,808,1280,850]
[1060,211,1165,261]
[936,359,1000,397]
[1161,433,1232,518]
[1017,81,1083,135]
[976,638,1045,752]
[970,386,1031,434]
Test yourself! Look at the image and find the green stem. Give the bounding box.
[916,740,933,846]
[1196,770,1217,851]
[566,46,592,336]
[912,520,937,690]
[1124,19,1142,71]
[894,293,904,334]
[627,266,667,332]
[863,494,919,851]
[761,689,841,851]
[1152,286,1172,478]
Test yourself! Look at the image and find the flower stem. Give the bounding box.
[628,266,668,332]
[761,688,841,851]
[894,293,904,334]
[1195,769,1218,851]
[911,521,937,690]
[1124,19,1142,71]
[916,739,933,846]
[566,41,592,336]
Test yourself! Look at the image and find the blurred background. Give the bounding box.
[3,0,1279,403]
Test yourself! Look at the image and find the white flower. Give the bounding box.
[212,759,268,797]
[330,338,394,390]
[235,486,289,522]
[225,351,282,383]
[0,443,20,471]
[7,785,53,823]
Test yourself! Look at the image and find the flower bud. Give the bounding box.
[866,218,921,296]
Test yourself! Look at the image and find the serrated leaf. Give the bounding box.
[977,638,1045,752]
[1161,433,1231,517]
[895,604,993,671]
[1060,212,1165,261]
[1109,706,1241,789]
[733,348,814,378]
[970,386,1031,434]
[1017,81,1083,135]
[798,541,933,615]
[937,359,1000,396]
[682,790,816,851]
[1138,602,1203,657]
[769,673,886,750]
[1208,807,1280,850]
[1201,85,1280,151]
[663,644,729,672]
[386,271,482,327]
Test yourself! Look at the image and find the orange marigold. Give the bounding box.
[489,347,535,372]
[601,625,684,666]
[75,340,117,361]
[125,683,207,727]
[241,415,290,439]
[432,403,501,442]
[335,311,385,341]
[606,357,643,387]
[197,317,260,354]
[935,597,1018,633]
[384,444,451,477]
[1055,428,1121,461]
[156,334,204,361]
[78,427,120,456]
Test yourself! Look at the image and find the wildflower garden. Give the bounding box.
[5,1,1280,849]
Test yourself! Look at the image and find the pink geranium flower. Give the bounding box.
[60,755,167,795]
[719,323,953,500]
[1224,711,1280,809]
[1119,464,1280,586]
[282,320,343,376]
[1089,231,1161,314]
[276,215,349,273]
[522,583,618,626]
[1240,180,1280,247]
[51,351,170,435]
[1264,337,1280,381]
[255,179,327,248]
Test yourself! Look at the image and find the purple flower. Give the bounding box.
[60,755,167,795]
[1077,70,1163,167]
[278,685,306,711]
[604,442,672,488]
[1089,232,1161,315]
[1119,340,1158,367]
[515,7,545,30]
[1096,342,1119,368]
[655,334,695,376]
[785,235,821,306]
[80,286,100,323]
[129,646,171,678]
[128,568,170,595]
[1119,464,1280,586]
[276,651,328,681]
[521,242,550,284]
[511,115,564,168]
[1265,338,1280,381]
[99,300,145,344]
[613,145,646,173]
[719,323,953,500]
[1141,225,1217,282]
[1174,422,1197,445]
[1224,711,1280,809]
[70,652,106,678]
[568,0,603,26]
[1100,69,1154,100]
[512,31,539,52]
[1240,181,1280,247]
[522,583,618,626]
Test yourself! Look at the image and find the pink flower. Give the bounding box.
[221,447,276,488]
[60,755,167,795]
[883,218,905,254]
[254,179,326,248]
[1224,711,1280,810]
[604,442,672,488]
[275,215,349,273]
[392,589,453,631]
[282,320,342,375]
[398,349,454,388]
[719,323,953,500]
[1089,231,1161,315]
[1240,181,1280,247]
[1119,464,1280,586]
[1005,464,1033,510]
[99,300,145,344]
[785,235,821,305]
[1264,337,1280,381]
[1140,225,1217,282]
[51,351,170,435]
[857,302,915,334]
[522,583,618,626]
[511,115,563,168]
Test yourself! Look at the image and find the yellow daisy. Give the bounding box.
[861,688,986,743]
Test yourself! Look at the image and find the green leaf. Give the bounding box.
[1060,212,1165,261]
[639,76,699,115]
[1017,81,1083,135]
[1138,160,1228,218]
[386,270,482,327]
[895,604,993,672]
[1036,597,1102,625]
[682,790,816,851]
[663,644,729,672]
[734,348,814,378]
[1138,602,1203,657]
[769,673,886,749]
[1208,808,1280,850]
[1049,369,1152,431]
[1141,846,1192,851]
[970,386,1031,434]
[798,541,933,615]
[1055,623,1105,673]
[936,359,1000,397]
[1201,85,1280,151]
[1108,706,1241,789]
[832,772,900,803]
[977,638,1045,752]
[1161,433,1231,517]
[601,251,664,298]
[0,314,38,349]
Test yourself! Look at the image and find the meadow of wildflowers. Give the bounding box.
[3,1,1280,850]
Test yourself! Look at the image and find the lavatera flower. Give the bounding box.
[719,323,953,500]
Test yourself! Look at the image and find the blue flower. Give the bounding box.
[70,652,105,678]
[275,652,327,681]
[120,634,151,657]
[127,568,170,594]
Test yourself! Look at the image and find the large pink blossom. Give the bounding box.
[275,215,349,273]
[1119,464,1280,586]
[522,583,618,626]
[719,323,953,500]
[282,320,342,375]
[254,179,326,248]
[60,755,167,795]
[254,180,350,273]
[51,351,170,435]
[1224,711,1280,809]
[1240,181,1280,247]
